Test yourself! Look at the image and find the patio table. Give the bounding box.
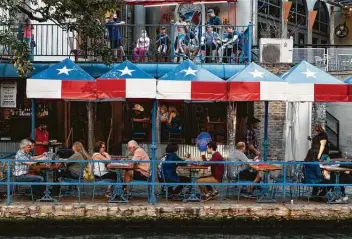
[178,165,209,202]
[107,162,133,203]
[249,164,281,203]
[34,163,61,202]
[320,166,351,204]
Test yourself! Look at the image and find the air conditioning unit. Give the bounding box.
[260,38,293,63]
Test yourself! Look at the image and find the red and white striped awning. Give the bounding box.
[282,61,348,102]
[157,60,227,101]
[96,61,156,100]
[227,63,287,101]
[26,58,96,100]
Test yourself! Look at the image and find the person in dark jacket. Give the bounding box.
[158,143,190,197]
[303,149,330,197]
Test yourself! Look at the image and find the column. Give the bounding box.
[134,5,146,42]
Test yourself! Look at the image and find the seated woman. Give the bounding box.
[132,30,150,62]
[158,143,189,198]
[302,149,330,197]
[93,141,116,180]
[56,141,91,180]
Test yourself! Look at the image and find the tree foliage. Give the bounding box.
[0,0,124,77]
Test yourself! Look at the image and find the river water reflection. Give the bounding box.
[1,231,352,239]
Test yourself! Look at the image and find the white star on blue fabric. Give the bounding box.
[118,66,135,76]
[57,66,73,75]
[249,69,264,78]
[301,68,317,79]
[181,67,198,76]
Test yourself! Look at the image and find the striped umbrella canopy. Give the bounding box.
[26,58,96,100]
[344,76,352,102]
[96,60,156,100]
[157,59,227,101]
[282,61,348,102]
[227,62,287,101]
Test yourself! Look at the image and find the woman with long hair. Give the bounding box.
[57,141,91,180]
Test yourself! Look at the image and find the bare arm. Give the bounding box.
[248,145,260,156]
[318,139,327,160]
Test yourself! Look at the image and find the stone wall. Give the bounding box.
[0,203,352,221]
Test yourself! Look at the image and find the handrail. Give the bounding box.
[2,154,352,205]
[326,111,340,150]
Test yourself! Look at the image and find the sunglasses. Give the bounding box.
[101,146,106,149]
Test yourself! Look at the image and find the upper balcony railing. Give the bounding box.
[0,23,252,64]
[253,45,352,72]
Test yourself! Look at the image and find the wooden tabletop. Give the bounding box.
[331,158,352,162]
[179,165,209,170]
[33,163,62,170]
[107,163,133,170]
[249,164,281,172]
[320,166,351,172]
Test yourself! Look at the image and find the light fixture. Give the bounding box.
[193,1,228,4]
[144,3,178,7]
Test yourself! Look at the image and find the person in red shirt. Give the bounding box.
[31,124,49,155]
[197,141,224,201]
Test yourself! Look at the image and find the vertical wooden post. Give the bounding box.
[87,102,94,153]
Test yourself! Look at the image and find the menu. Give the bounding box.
[0,82,17,108]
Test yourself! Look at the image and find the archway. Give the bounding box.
[312,1,329,44]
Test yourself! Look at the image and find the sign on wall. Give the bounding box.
[0,82,17,108]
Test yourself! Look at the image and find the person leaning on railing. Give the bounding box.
[13,139,46,198]
[197,141,225,201]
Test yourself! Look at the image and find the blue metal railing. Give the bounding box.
[2,151,352,205]
[0,23,252,64]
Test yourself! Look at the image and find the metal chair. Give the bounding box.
[91,161,115,201]
[58,163,86,203]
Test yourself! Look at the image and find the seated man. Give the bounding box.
[197,141,224,201]
[13,139,45,198]
[200,25,220,63]
[228,142,262,194]
[183,27,199,61]
[124,140,150,192]
[218,25,238,63]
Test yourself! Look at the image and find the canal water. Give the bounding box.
[0,232,352,239]
[0,227,352,239]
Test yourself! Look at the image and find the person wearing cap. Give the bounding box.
[106,13,126,60]
[200,25,220,63]
[30,123,49,155]
[131,104,149,137]
[207,9,222,33]
[245,117,261,159]
[132,30,150,62]
[156,27,170,62]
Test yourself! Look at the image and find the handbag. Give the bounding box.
[83,162,94,181]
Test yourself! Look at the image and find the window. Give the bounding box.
[258,0,281,19]
[313,1,329,34]
[288,0,307,27]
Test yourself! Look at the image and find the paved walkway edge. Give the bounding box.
[0,203,352,221]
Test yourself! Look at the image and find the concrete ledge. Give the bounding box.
[0,203,352,221]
